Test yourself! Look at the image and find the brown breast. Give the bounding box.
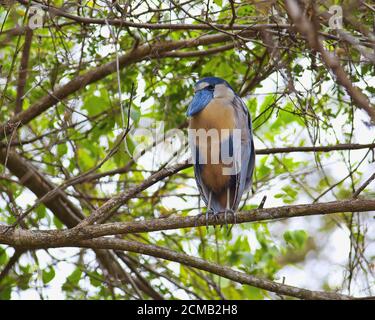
[189,99,235,194]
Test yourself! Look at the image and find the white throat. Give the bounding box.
[213,84,234,101]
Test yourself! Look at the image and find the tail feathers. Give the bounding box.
[207,186,236,213]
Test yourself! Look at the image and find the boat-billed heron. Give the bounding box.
[187,77,255,225]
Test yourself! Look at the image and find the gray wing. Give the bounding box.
[232,95,255,210]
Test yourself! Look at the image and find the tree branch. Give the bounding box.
[0,249,24,282]
[0,148,84,227]
[353,172,375,198]
[1,199,374,247]
[285,0,375,123]
[14,27,33,114]
[76,162,191,227]
[257,143,375,154]
[0,149,162,298]
[0,233,355,300]
[0,32,250,141]
[59,143,375,185]
[16,1,292,31]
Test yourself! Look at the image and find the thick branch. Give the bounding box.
[15,27,33,114]
[0,148,84,227]
[78,238,353,300]
[0,149,162,298]
[0,233,353,299]
[2,200,373,299]
[1,199,374,248]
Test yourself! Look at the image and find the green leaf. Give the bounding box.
[53,216,63,230]
[35,205,46,220]
[244,285,264,300]
[57,143,68,157]
[0,286,11,299]
[130,105,141,122]
[83,96,108,116]
[67,268,82,286]
[77,148,95,170]
[42,267,55,284]
[87,271,102,287]
[366,86,375,95]
[293,63,303,76]
[0,247,7,265]
[284,230,308,250]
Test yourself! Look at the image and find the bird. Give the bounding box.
[187,77,255,226]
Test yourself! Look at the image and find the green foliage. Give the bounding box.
[283,230,308,250]
[83,95,109,117]
[42,267,56,284]
[0,0,373,300]
[0,247,7,265]
[62,268,82,292]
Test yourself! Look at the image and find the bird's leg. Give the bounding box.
[194,194,205,227]
[224,188,235,231]
[224,187,229,226]
[194,191,216,228]
[206,191,213,229]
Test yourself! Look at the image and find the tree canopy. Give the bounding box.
[0,0,374,300]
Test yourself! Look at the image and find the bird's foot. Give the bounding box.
[194,209,219,229]
[221,209,236,234]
